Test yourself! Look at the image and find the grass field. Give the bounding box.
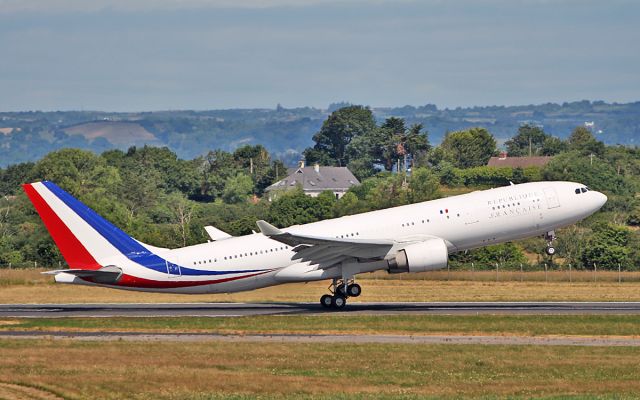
[1,339,640,399]
[3,268,640,399]
[2,269,640,303]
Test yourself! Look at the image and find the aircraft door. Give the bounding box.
[544,188,560,209]
[166,259,182,278]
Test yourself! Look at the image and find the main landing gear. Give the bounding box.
[320,278,361,309]
[544,230,556,256]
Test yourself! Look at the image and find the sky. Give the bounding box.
[0,0,638,111]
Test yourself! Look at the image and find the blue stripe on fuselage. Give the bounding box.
[42,181,267,276]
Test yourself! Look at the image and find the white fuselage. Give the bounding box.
[111,181,602,294]
[55,181,606,294]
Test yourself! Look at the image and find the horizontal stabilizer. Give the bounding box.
[43,266,123,284]
[204,225,233,241]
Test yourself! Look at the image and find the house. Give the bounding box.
[487,154,553,168]
[265,161,360,200]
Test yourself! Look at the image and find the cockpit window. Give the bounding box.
[581,187,588,193]
[575,188,581,194]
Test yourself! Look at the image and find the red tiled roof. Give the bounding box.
[487,156,553,168]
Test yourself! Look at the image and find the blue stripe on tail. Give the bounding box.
[42,181,266,276]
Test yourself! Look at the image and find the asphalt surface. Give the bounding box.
[1,302,640,317]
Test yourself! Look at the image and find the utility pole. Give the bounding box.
[403,153,408,185]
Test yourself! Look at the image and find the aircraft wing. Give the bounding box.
[256,220,393,268]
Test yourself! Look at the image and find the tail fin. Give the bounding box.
[23,181,158,270]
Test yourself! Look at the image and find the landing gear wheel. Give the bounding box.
[335,285,347,296]
[320,294,333,308]
[347,283,361,297]
[331,295,347,309]
[544,231,557,257]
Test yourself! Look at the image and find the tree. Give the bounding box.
[303,106,377,167]
[505,124,565,157]
[440,128,497,168]
[0,162,35,195]
[334,191,360,216]
[404,123,430,166]
[541,136,567,156]
[344,117,430,178]
[232,144,274,195]
[222,174,254,204]
[255,159,286,196]
[449,242,527,269]
[379,117,407,171]
[33,148,121,198]
[233,145,270,176]
[346,154,377,181]
[408,167,440,203]
[555,224,588,267]
[199,150,237,200]
[166,192,196,247]
[268,188,331,227]
[345,133,378,179]
[568,126,605,157]
[543,151,634,196]
[581,223,631,269]
[122,146,200,196]
[364,173,408,209]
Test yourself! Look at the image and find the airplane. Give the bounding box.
[23,180,606,309]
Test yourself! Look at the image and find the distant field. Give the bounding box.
[2,268,640,304]
[1,339,639,399]
[63,121,160,147]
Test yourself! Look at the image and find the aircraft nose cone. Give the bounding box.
[594,191,607,209]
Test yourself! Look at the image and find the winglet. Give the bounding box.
[256,220,283,236]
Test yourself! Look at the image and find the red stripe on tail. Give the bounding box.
[23,184,101,270]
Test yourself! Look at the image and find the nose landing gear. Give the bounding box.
[320,278,361,309]
[544,231,556,256]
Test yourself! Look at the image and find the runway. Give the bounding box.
[2,302,640,317]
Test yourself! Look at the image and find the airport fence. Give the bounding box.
[365,262,640,283]
[2,262,640,283]
[0,261,66,270]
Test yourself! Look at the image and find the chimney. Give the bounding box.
[298,159,305,168]
[314,163,320,173]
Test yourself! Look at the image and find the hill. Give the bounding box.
[0,100,638,167]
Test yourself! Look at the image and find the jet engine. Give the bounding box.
[387,239,449,273]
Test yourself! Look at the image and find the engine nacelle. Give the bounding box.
[387,239,449,273]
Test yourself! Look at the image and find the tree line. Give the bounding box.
[1,106,639,270]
